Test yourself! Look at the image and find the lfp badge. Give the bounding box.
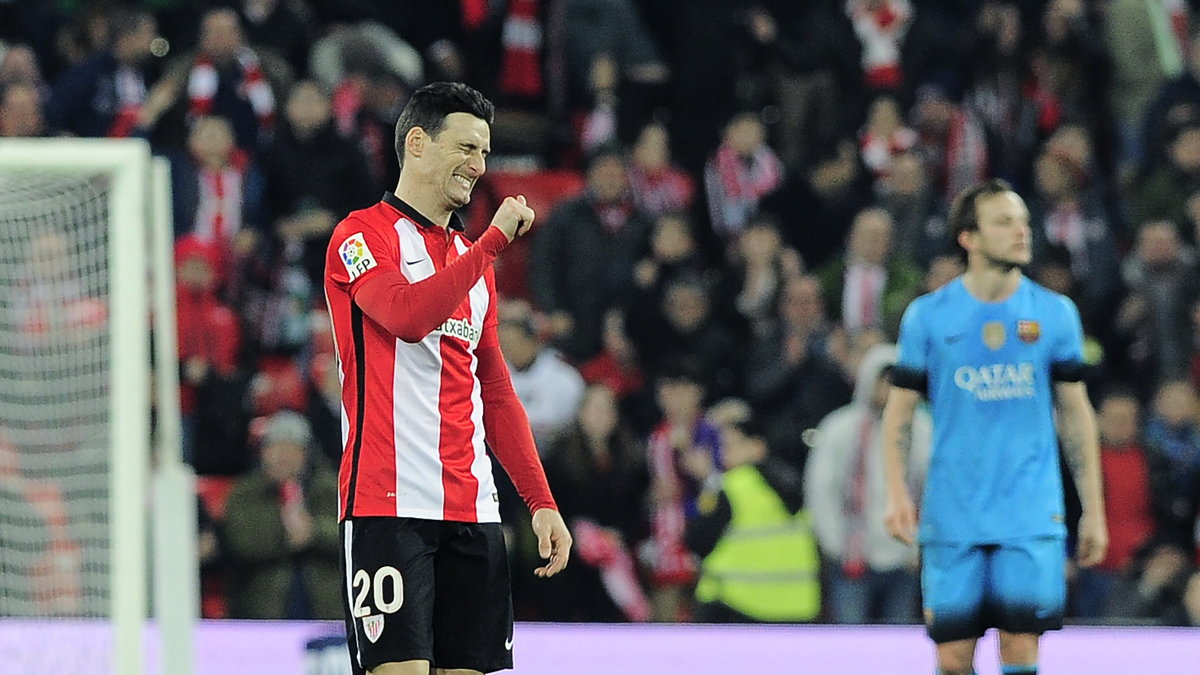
[340,233,377,280]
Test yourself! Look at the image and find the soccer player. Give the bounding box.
[881,179,1108,675]
[324,82,572,675]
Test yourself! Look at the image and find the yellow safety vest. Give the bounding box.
[694,464,821,622]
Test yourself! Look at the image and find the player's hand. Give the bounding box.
[884,490,918,546]
[490,195,535,242]
[1075,510,1108,569]
[531,508,572,578]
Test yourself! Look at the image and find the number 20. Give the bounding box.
[351,566,404,617]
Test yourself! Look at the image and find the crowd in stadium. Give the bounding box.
[3,0,1200,628]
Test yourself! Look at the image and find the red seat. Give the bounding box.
[467,169,585,300]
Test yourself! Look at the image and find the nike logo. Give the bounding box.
[505,636,514,651]
[944,333,967,344]
[405,258,427,265]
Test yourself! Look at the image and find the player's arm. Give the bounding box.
[351,197,534,342]
[476,324,572,577]
[1055,380,1108,568]
[882,299,928,546]
[881,384,921,545]
[353,228,507,341]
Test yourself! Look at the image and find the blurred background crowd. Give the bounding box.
[3,0,1200,629]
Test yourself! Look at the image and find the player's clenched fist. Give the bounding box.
[491,195,535,242]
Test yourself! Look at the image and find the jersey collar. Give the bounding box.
[381,191,466,232]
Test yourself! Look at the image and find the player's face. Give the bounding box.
[968,191,1031,269]
[426,112,490,210]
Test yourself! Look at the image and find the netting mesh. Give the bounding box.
[0,170,112,618]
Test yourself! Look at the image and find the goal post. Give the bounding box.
[0,138,193,675]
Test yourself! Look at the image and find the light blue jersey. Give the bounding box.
[894,276,1084,544]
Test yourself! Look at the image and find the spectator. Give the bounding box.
[687,415,821,623]
[231,0,314,76]
[805,343,930,624]
[859,94,917,186]
[704,112,784,241]
[629,212,715,330]
[142,7,293,151]
[1029,140,1122,326]
[577,53,620,155]
[315,25,421,191]
[560,0,668,112]
[1127,118,1200,234]
[1141,23,1200,177]
[626,121,695,220]
[1143,380,1200,550]
[0,82,51,137]
[923,253,965,292]
[1033,0,1108,132]
[725,215,804,336]
[169,115,265,278]
[0,43,45,92]
[763,136,874,269]
[530,145,652,361]
[640,364,721,621]
[577,308,653,434]
[844,0,940,100]
[538,384,651,622]
[740,276,852,472]
[304,351,342,471]
[1104,541,1192,625]
[630,276,740,402]
[222,411,341,619]
[741,3,858,172]
[46,9,158,138]
[497,301,586,450]
[910,82,990,205]
[260,80,376,290]
[961,2,1045,186]
[1073,389,1157,620]
[1113,221,1196,393]
[815,207,924,339]
[1103,0,1189,178]
[175,236,249,475]
[875,151,948,267]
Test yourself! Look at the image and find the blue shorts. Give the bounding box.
[920,536,1066,643]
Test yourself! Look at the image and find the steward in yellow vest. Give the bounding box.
[687,416,821,622]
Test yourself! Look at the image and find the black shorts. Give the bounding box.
[340,517,514,674]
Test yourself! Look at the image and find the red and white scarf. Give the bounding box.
[500,0,543,97]
[108,66,146,137]
[847,0,912,90]
[712,143,783,203]
[193,150,250,261]
[188,47,275,130]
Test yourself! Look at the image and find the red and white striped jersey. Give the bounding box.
[325,193,536,523]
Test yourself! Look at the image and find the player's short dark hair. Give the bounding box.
[947,178,1014,254]
[394,82,494,168]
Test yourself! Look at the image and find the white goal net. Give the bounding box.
[0,139,192,675]
[0,169,113,618]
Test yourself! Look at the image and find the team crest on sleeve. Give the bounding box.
[982,321,1006,350]
[1017,320,1040,343]
[362,613,385,643]
[340,233,377,280]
